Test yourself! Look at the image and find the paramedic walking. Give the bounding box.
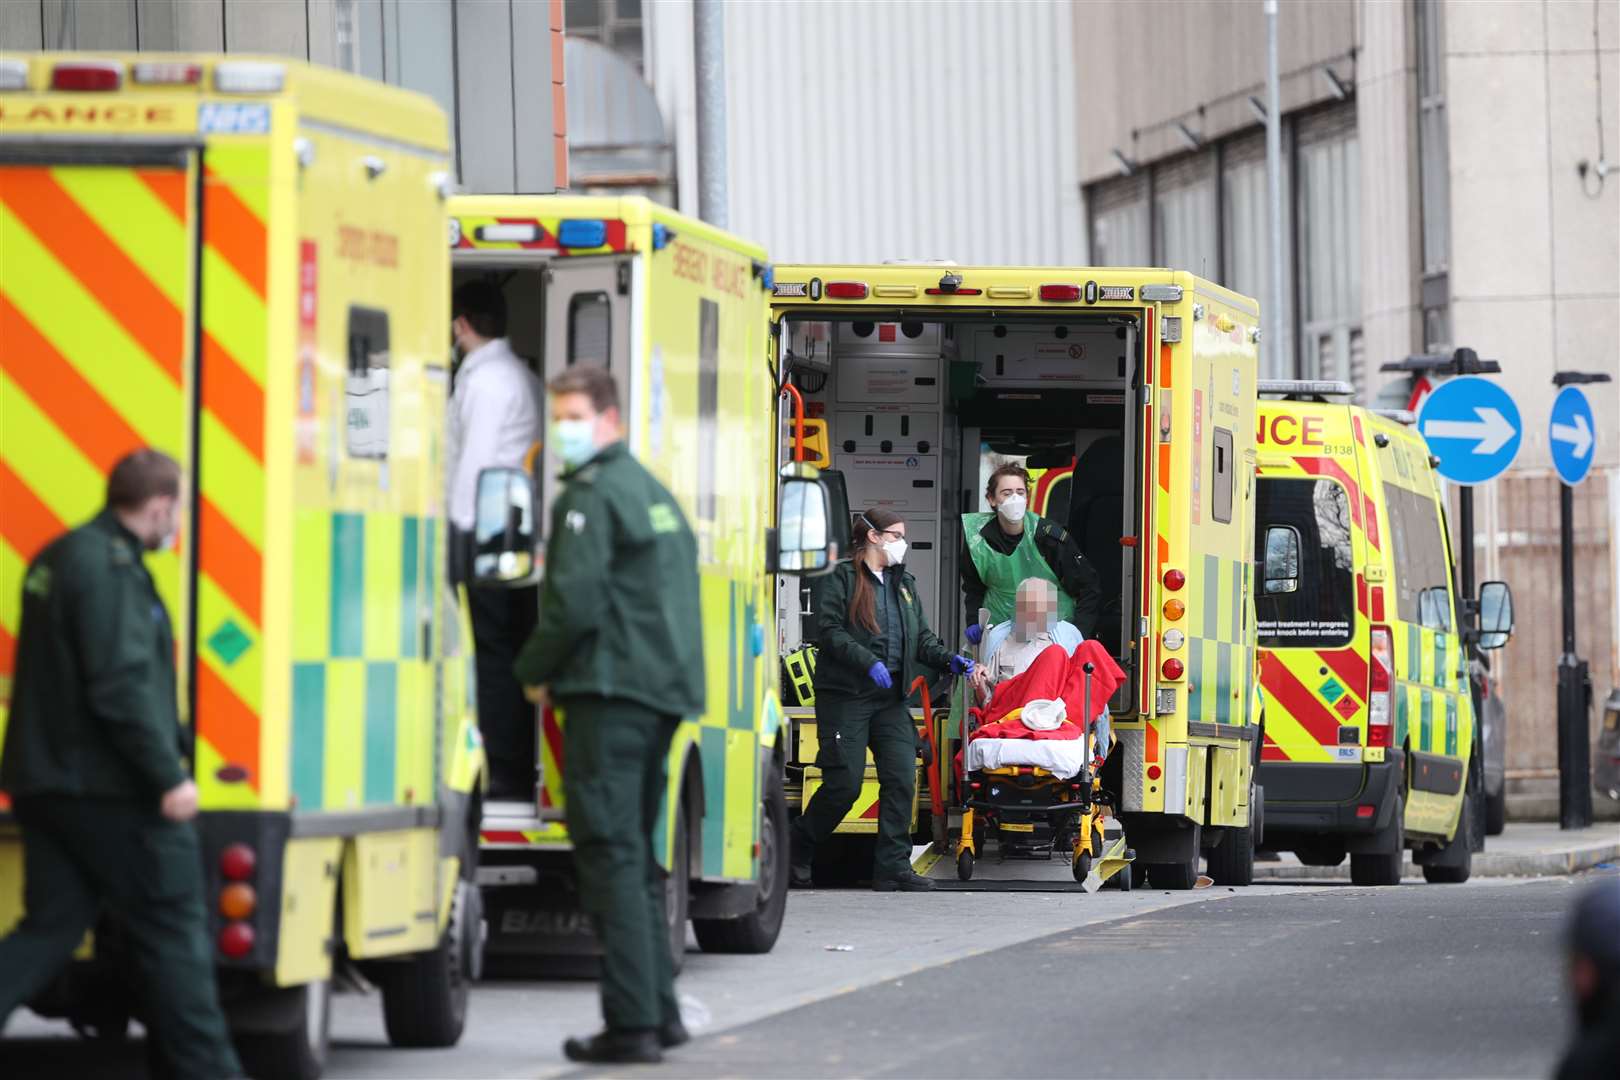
[961,462,1101,642]
[447,280,545,799]
[0,450,242,1080]
[513,367,704,1066]
[790,508,977,892]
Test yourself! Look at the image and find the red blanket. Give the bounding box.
[975,640,1126,740]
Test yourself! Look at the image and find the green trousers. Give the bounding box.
[792,687,918,880]
[0,796,242,1080]
[560,695,681,1032]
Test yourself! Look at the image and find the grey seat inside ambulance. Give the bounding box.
[1066,434,1124,656]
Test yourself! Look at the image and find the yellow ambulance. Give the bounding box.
[0,54,482,1077]
[771,266,1263,888]
[1253,382,1516,884]
[452,195,834,966]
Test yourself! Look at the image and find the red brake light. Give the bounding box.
[1369,626,1393,693]
[52,62,122,92]
[220,843,257,882]
[924,286,983,295]
[218,922,255,959]
[1162,658,1185,680]
[824,281,868,300]
[1040,284,1081,302]
[1163,569,1186,591]
[1367,624,1394,746]
[1356,804,1376,819]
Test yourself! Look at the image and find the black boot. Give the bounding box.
[659,1020,691,1048]
[562,1029,663,1064]
[873,870,935,892]
[789,829,814,888]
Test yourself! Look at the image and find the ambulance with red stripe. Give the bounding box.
[771,266,1264,889]
[0,54,482,1077]
[1253,381,1515,885]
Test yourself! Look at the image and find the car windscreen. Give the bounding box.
[1254,477,1356,648]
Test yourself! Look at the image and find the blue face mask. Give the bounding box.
[553,418,598,467]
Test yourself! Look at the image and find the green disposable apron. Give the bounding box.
[962,511,1073,627]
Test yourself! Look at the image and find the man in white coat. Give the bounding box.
[448,280,544,799]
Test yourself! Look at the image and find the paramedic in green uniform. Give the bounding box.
[789,507,977,893]
[960,462,1101,644]
[0,449,243,1080]
[513,366,703,1066]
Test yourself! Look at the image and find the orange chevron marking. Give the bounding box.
[203,167,267,298]
[0,460,65,566]
[199,500,262,626]
[202,332,265,458]
[196,661,260,792]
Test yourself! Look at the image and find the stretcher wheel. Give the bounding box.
[956,850,975,881]
[1071,852,1092,882]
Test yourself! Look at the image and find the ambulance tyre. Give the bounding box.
[233,980,331,1080]
[666,796,691,975]
[1206,825,1254,886]
[694,768,789,953]
[1485,788,1507,837]
[1350,794,1405,887]
[957,850,975,881]
[380,878,480,1048]
[1422,785,1476,885]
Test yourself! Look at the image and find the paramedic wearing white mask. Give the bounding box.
[960,462,1101,646]
[789,508,976,892]
[447,280,544,799]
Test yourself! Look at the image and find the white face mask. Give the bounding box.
[996,493,1028,525]
[882,538,908,567]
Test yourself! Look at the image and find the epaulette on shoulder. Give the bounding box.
[1038,519,1069,544]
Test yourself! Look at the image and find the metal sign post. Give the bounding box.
[1549,373,1609,830]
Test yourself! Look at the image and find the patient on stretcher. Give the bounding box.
[963,578,1125,778]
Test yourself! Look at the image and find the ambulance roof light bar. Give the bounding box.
[215,61,286,94]
[1257,379,1357,399]
[132,61,203,86]
[0,59,28,91]
[51,60,123,92]
[1370,408,1417,425]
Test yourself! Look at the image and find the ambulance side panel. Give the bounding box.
[635,212,778,884]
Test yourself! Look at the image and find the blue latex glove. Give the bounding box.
[950,655,975,676]
[867,662,893,689]
[964,623,983,645]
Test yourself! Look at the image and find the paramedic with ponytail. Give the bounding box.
[960,462,1101,645]
[789,508,975,892]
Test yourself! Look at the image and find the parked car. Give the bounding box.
[1595,688,1620,804]
[1473,658,1508,835]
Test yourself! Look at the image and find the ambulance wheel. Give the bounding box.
[233,980,331,1080]
[380,878,480,1048]
[1129,860,1149,889]
[1147,858,1198,890]
[694,767,789,953]
[1206,824,1254,886]
[1071,852,1091,882]
[666,798,691,974]
[1422,787,1476,885]
[1351,794,1405,887]
[957,850,975,881]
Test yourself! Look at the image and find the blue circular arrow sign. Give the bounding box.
[1548,385,1597,487]
[1416,376,1522,485]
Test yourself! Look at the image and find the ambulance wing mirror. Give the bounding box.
[775,463,837,576]
[472,467,539,587]
[1261,525,1301,594]
[1475,581,1514,650]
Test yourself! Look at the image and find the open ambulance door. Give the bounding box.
[1117,317,1146,714]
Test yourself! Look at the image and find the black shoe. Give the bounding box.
[873,871,935,892]
[659,1020,691,1048]
[790,856,813,888]
[562,1029,663,1064]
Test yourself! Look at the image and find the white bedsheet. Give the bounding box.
[965,735,1092,780]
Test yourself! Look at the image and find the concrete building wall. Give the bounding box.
[0,0,567,193]
[1074,0,1357,184]
[646,0,1085,265]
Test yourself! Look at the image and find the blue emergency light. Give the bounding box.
[557,219,607,249]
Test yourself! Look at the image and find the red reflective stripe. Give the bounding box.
[1363,496,1380,551]
[860,800,881,819]
[0,295,143,470]
[0,460,65,564]
[1357,573,1368,617]
[1295,456,1362,528]
[1316,647,1370,702]
[481,830,529,845]
[1352,414,1365,445]
[195,662,260,793]
[0,623,16,683]
[1370,585,1386,623]
[0,168,182,382]
[1260,653,1343,746]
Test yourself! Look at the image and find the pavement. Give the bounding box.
[1254,820,1620,881]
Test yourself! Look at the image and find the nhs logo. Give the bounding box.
[199,103,271,135]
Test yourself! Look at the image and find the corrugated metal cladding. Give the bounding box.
[647,0,1084,266]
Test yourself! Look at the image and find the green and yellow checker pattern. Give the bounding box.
[288,510,440,811]
[1185,552,1254,727]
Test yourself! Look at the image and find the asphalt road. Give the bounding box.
[0,872,1597,1079]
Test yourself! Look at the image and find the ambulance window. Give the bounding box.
[1253,477,1355,647]
[1383,483,1454,630]
[697,299,719,527]
[568,292,611,367]
[1212,427,1234,524]
[345,306,391,459]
